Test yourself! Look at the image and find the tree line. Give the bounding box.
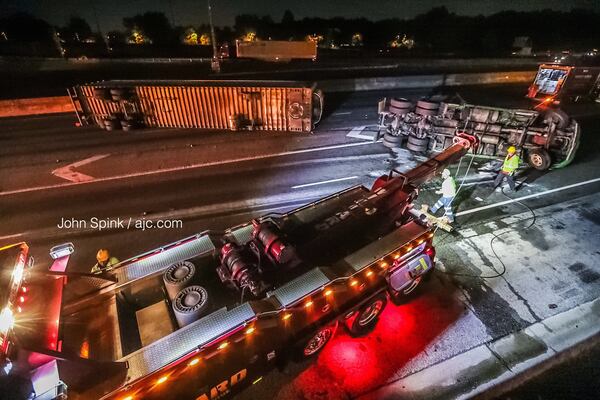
[1,7,600,56]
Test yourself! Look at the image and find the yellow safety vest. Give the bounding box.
[502,154,519,174]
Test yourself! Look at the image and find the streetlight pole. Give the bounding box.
[207,0,220,73]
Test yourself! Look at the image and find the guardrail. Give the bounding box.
[0,70,536,119]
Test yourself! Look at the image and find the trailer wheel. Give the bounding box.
[348,295,387,337]
[390,97,413,109]
[384,132,403,142]
[416,100,439,110]
[543,109,569,130]
[301,321,338,357]
[527,148,552,170]
[93,88,112,101]
[415,107,438,117]
[103,118,120,131]
[389,105,410,115]
[110,88,131,102]
[383,139,401,149]
[407,135,429,146]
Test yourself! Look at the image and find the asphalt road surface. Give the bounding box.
[1,83,599,399]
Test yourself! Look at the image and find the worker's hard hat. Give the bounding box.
[97,249,110,263]
[442,168,451,178]
[507,146,517,154]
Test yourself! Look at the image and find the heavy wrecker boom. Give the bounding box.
[1,134,476,400]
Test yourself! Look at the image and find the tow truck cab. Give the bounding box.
[0,140,478,400]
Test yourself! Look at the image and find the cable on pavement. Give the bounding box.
[437,186,537,279]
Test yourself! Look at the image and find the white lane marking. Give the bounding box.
[456,176,600,217]
[0,141,377,197]
[52,154,110,182]
[292,176,359,189]
[332,111,352,116]
[346,125,376,141]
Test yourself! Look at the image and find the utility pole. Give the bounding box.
[208,0,220,73]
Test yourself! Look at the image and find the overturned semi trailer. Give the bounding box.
[69,80,323,133]
[378,98,580,170]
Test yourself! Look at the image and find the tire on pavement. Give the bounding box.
[348,295,387,337]
[297,321,338,359]
[527,148,552,170]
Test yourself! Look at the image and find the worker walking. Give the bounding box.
[91,249,119,273]
[430,168,457,223]
[494,146,520,191]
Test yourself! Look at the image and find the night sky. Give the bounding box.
[2,0,599,31]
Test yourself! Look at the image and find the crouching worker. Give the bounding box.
[92,248,119,273]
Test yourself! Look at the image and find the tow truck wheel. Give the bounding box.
[301,321,338,357]
[348,295,387,336]
[527,148,552,170]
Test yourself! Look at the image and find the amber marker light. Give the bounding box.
[283,313,292,320]
[156,375,168,385]
[324,289,333,296]
[245,327,255,335]
[218,342,229,350]
[350,279,359,287]
[366,270,374,277]
[188,358,200,367]
[305,300,313,308]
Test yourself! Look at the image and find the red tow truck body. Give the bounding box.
[0,137,475,400]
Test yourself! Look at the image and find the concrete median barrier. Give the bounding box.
[0,96,74,118]
[0,70,536,118]
[320,70,536,93]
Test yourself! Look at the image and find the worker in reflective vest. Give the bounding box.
[430,169,457,223]
[494,146,519,191]
[92,249,119,273]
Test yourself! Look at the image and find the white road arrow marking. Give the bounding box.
[52,154,110,183]
[346,125,377,141]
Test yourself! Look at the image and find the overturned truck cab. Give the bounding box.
[378,98,580,170]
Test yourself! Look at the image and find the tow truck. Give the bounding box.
[0,134,476,400]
